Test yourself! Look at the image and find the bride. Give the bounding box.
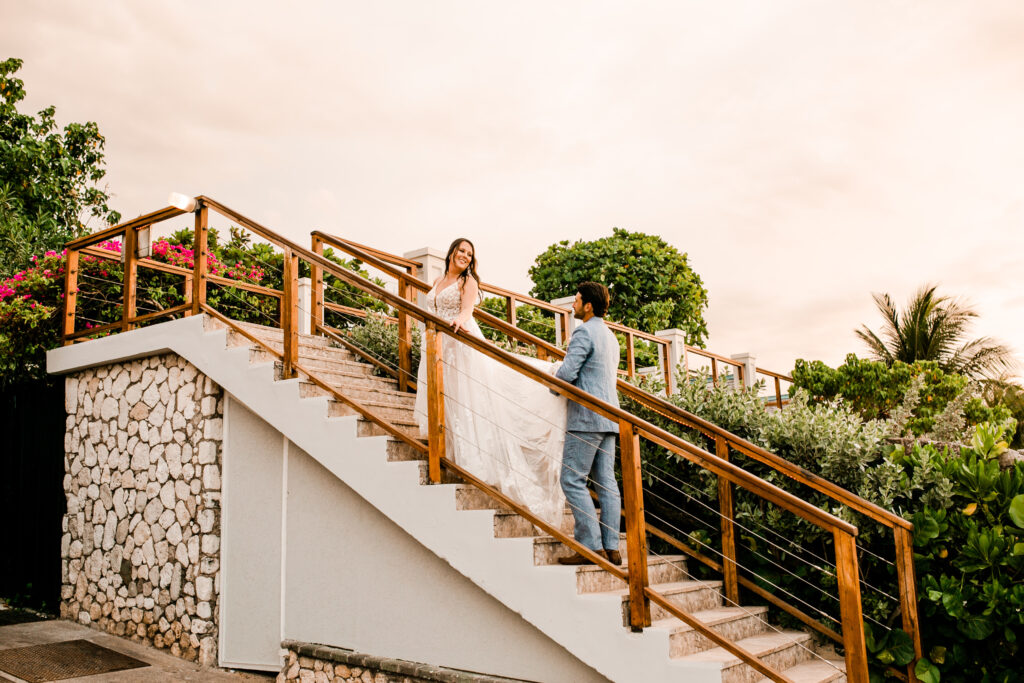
[413,238,568,527]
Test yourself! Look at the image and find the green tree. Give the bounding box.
[856,284,1016,379]
[528,228,709,345]
[0,57,120,277]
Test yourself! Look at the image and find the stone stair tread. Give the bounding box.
[232,320,334,345]
[755,658,846,683]
[574,554,686,573]
[675,629,812,664]
[311,383,415,405]
[649,605,769,634]
[602,578,722,599]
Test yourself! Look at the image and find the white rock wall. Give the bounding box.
[60,353,223,666]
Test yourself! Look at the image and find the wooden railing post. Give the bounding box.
[121,227,138,331]
[311,236,324,335]
[626,332,635,378]
[711,357,719,387]
[894,526,922,681]
[191,204,209,316]
[425,322,445,483]
[281,248,299,379]
[716,435,740,606]
[397,277,413,392]
[620,420,652,630]
[834,529,869,683]
[506,295,517,329]
[62,249,80,345]
[775,376,783,409]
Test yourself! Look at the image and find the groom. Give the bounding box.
[555,282,623,566]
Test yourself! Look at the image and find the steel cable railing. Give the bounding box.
[283,270,852,675]
[62,197,890,682]
[293,287,876,671]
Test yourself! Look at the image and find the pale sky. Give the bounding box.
[4,1,1024,377]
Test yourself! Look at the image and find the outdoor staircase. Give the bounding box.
[223,320,846,683]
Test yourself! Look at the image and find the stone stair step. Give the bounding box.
[676,630,816,683]
[301,382,415,408]
[357,417,421,438]
[295,370,401,393]
[415,461,464,486]
[327,398,415,423]
[230,320,337,348]
[272,356,376,380]
[574,556,687,594]
[755,658,846,683]
[386,438,428,463]
[609,579,724,622]
[651,605,771,657]
[258,339,364,362]
[226,328,344,356]
[493,508,576,538]
[454,484,513,513]
[533,533,627,566]
[252,348,368,374]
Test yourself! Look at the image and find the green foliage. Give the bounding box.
[528,228,709,345]
[478,296,558,347]
[0,232,383,388]
[792,355,1015,442]
[346,311,421,378]
[0,57,120,277]
[627,370,1023,680]
[866,426,1024,680]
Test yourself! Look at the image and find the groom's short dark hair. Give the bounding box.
[577,282,610,317]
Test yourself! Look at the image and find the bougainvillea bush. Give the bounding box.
[0,228,381,389]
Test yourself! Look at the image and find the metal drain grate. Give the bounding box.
[0,639,149,682]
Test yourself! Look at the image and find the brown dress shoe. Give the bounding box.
[604,549,622,565]
[557,550,601,565]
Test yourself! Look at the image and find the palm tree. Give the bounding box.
[855,284,1017,378]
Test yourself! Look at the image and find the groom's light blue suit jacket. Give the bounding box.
[555,316,620,434]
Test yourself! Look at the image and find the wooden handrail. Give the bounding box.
[306,223,910,679]
[63,197,882,681]
[64,206,186,251]
[202,199,856,524]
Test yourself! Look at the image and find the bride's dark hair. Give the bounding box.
[444,237,480,290]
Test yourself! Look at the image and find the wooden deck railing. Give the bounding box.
[61,197,924,682]
[313,234,792,407]
[315,231,919,682]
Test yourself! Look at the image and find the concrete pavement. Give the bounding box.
[0,619,275,682]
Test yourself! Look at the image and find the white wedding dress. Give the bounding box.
[413,281,568,526]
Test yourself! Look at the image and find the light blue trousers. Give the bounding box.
[560,431,621,552]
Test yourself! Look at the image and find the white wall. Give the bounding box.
[221,394,607,682]
[219,396,285,670]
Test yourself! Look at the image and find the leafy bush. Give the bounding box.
[793,355,1014,441]
[627,371,1023,680]
[861,424,1024,681]
[528,228,709,345]
[0,58,120,278]
[346,311,421,379]
[0,230,383,389]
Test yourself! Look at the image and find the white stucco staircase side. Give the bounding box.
[47,315,722,683]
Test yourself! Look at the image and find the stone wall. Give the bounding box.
[279,641,529,683]
[60,353,223,665]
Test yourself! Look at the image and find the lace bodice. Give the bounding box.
[427,281,464,324]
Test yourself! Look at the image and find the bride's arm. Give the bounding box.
[451,277,479,334]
